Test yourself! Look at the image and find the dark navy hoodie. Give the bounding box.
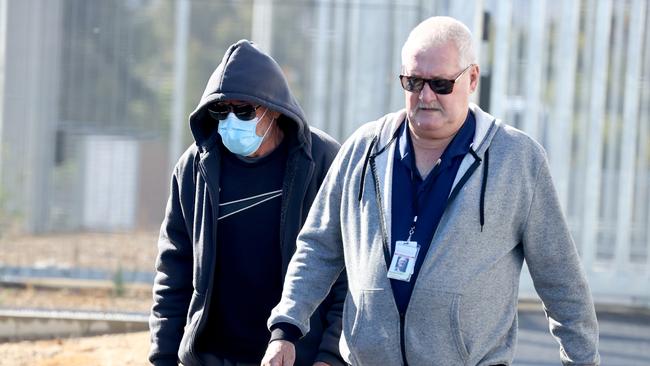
[149,40,346,366]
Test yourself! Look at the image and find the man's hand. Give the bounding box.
[261,340,296,366]
[312,362,331,366]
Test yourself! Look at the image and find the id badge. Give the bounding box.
[387,240,420,282]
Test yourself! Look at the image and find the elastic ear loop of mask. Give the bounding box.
[257,107,273,142]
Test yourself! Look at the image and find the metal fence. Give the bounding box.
[0,0,648,306]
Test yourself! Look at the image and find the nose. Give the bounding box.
[419,82,438,103]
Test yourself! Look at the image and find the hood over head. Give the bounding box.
[189,39,310,150]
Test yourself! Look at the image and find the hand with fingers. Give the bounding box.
[261,340,296,366]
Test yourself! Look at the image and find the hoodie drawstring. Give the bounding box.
[479,148,489,232]
[192,146,201,185]
[469,147,488,232]
[357,125,402,202]
[358,136,378,202]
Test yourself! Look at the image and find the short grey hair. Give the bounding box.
[401,16,476,70]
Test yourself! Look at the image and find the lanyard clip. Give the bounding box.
[406,216,418,241]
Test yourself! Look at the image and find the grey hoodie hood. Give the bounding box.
[189,39,310,152]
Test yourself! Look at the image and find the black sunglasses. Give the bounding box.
[207,103,259,121]
[399,64,474,95]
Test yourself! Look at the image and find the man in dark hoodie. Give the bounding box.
[148,40,346,366]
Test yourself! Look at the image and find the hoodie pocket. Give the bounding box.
[343,289,402,366]
[405,289,469,364]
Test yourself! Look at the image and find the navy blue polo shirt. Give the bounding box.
[390,110,476,313]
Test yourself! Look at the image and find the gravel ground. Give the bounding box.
[0,331,150,366]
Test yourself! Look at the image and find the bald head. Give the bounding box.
[401,16,476,70]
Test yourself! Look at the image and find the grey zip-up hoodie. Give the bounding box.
[269,104,600,365]
[149,40,346,366]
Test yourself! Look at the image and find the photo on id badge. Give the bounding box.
[394,256,409,273]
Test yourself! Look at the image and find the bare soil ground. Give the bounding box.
[0,232,158,364]
[0,331,150,366]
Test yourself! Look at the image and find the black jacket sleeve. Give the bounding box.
[148,162,194,365]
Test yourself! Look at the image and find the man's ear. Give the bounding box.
[469,64,480,93]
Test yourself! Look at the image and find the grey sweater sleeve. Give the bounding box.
[522,159,600,365]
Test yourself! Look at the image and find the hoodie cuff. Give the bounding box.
[269,322,303,343]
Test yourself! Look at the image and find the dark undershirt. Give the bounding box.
[197,138,288,362]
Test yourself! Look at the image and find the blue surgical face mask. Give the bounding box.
[217,108,271,156]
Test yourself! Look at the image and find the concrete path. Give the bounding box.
[514,305,650,365]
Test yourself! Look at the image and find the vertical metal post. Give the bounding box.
[601,2,625,242]
[581,0,612,271]
[327,0,346,141]
[450,0,484,105]
[615,0,646,273]
[642,1,650,279]
[18,0,62,233]
[343,0,361,138]
[308,0,330,131]
[251,0,274,54]
[522,0,546,140]
[470,0,484,105]
[0,0,7,193]
[547,0,579,212]
[571,0,595,249]
[489,0,511,117]
[390,0,420,111]
[169,0,189,176]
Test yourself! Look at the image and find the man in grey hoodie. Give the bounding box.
[263,17,599,366]
[148,40,346,366]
